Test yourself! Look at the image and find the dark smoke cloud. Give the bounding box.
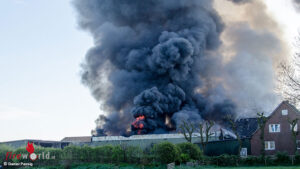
[223,23,281,116]
[94,109,134,136]
[213,0,286,117]
[227,0,252,4]
[293,0,300,11]
[73,0,269,136]
[131,84,185,133]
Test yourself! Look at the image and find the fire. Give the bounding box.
[26,142,35,154]
[132,115,145,134]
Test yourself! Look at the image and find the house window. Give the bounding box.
[282,109,288,115]
[297,140,300,150]
[265,141,275,150]
[290,124,298,132]
[269,124,280,133]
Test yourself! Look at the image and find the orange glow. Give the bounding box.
[132,115,145,134]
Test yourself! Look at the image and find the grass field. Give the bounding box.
[177,166,300,169]
[20,164,300,169]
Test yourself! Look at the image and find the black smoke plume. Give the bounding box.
[227,0,252,4]
[74,0,240,135]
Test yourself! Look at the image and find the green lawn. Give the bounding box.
[176,166,300,169]
[21,164,300,169]
[21,164,165,169]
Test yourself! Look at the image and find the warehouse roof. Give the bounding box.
[61,136,92,142]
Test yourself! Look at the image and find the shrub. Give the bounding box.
[8,145,63,166]
[176,142,202,160]
[13,147,30,163]
[63,145,82,162]
[0,144,13,164]
[112,145,125,163]
[210,154,240,166]
[241,155,261,166]
[33,146,63,166]
[295,153,300,165]
[140,154,155,165]
[274,152,290,165]
[180,153,191,163]
[93,145,114,163]
[123,146,143,164]
[80,145,94,162]
[200,155,211,165]
[152,142,179,164]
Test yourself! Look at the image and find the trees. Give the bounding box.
[288,118,299,154]
[199,121,214,151]
[257,112,267,158]
[176,142,203,161]
[179,120,196,143]
[179,119,214,152]
[278,62,300,105]
[152,142,179,164]
[226,115,242,155]
[278,34,300,106]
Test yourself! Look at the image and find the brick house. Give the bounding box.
[251,101,300,155]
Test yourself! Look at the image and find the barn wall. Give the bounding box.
[197,139,251,156]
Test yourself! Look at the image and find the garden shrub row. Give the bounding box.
[0,142,201,166]
[1,142,300,167]
[205,152,300,166]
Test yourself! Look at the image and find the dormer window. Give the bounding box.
[282,109,288,115]
[269,124,280,133]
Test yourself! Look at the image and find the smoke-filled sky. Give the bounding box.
[0,0,300,141]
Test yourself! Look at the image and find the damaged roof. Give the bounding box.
[235,118,259,138]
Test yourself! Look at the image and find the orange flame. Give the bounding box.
[26,142,35,154]
[132,115,145,134]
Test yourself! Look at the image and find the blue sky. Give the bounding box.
[0,0,99,141]
[0,0,299,142]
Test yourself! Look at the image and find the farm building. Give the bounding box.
[0,139,69,149]
[251,101,300,155]
[1,101,299,157]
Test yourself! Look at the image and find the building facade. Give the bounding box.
[251,101,300,155]
[0,139,69,149]
[90,133,219,149]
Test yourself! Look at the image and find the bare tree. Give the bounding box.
[257,112,267,158]
[199,120,214,151]
[179,120,195,143]
[226,115,242,155]
[288,118,299,154]
[278,34,300,106]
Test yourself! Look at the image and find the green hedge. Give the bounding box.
[152,142,180,164]
[204,153,297,166]
[176,142,203,161]
[0,144,13,164]
[1,142,300,167]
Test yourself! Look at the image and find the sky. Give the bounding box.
[0,0,98,142]
[0,0,299,142]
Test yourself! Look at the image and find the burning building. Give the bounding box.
[73,0,284,136]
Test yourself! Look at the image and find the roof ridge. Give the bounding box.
[283,101,300,114]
